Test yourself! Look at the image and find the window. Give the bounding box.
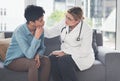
[0,0,117,50]
[77,0,116,49]
[37,0,65,28]
[0,0,25,31]
[36,0,116,49]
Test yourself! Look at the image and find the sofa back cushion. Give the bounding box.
[92,30,103,59]
[4,32,13,38]
[92,30,98,59]
[44,36,61,56]
[96,31,103,46]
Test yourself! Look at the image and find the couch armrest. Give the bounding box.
[97,46,120,81]
[97,46,120,65]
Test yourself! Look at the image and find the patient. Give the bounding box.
[4,5,50,81]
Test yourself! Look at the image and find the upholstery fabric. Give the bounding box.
[44,36,61,55]
[0,38,11,61]
[92,30,99,59]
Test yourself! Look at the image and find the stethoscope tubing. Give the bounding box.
[61,21,83,42]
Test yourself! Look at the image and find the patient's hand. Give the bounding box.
[34,54,40,68]
[51,50,65,57]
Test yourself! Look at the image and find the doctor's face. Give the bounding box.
[65,12,80,28]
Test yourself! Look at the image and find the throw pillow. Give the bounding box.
[0,38,11,61]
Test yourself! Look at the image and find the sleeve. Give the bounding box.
[37,34,46,55]
[44,19,66,38]
[15,30,42,59]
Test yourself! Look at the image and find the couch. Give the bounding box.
[0,30,120,81]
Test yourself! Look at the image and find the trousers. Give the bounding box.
[7,56,51,81]
[49,54,80,81]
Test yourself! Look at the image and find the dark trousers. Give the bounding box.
[7,56,51,81]
[49,55,80,81]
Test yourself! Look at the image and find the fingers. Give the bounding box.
[51,51,65,57]
[35,58,40,68]
[35,27,43,39]
[37,60,40,68]
[36,60,40,68]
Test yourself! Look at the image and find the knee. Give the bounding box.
[57,56,70,69]
[28,59,37,69]
[49,55,58,61]
[41,56,51,66]
[58,55,68,64]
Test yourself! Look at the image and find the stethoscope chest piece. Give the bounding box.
[76,37,80,41]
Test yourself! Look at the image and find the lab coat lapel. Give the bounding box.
[64,21,83,46]
[66,21,82,38]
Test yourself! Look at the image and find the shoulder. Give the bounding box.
[83,21,92,33]
[14,23,27,34]
[83,21,92,29]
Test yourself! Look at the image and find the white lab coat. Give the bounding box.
[44,20,95,71]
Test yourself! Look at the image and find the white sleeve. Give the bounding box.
[44,19,66,38]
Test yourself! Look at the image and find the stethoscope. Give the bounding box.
[61,21,83,43]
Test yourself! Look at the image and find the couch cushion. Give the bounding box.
[44,36,61,56]
[4,32,13,38]
[92,30,99,59]
[0,38,11,61]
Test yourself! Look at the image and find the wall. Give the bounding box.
[0,0,25,31]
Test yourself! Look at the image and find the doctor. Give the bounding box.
[44,7,95,81]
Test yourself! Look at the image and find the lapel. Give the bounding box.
[66,21,82,36]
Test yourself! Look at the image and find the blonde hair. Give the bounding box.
[67,7,83,21]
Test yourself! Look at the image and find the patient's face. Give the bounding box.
[34,16,45,28]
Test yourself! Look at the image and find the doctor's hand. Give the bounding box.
[51,50,65,57]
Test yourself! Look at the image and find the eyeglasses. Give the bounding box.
[65,15,75,21]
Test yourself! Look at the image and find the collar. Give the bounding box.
[23,23,32,35]
[66,21,83,33]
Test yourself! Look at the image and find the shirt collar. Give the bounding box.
[23,23,31,35]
